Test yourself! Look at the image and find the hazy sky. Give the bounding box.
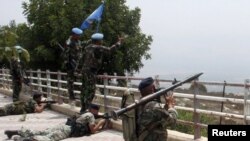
[1,0,250,82]
[127,0,250,82]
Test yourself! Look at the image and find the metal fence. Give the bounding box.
[0,68,249,140]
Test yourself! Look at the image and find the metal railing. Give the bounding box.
[0,68,249,140]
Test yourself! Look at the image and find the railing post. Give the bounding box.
[0,68,5,88]
[244,79,250,125]
[193,79,201,140]
[1,68,6,89]
[126,71,132,88]
[154,75,160,89]
[103,73,108,112]
[3,68,7,89]
[57,70,62,104]
[0,69,2,86]
[5,69,10,89]
[46,70,51,98]
[29,69,33,85]
[220,81,226,124]
[37,69,42,92]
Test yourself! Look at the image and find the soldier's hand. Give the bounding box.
[117,35,124,45]
[164,94,175,109]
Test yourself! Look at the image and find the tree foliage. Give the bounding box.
[1,0,152,75]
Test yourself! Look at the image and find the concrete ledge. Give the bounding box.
[0,88,207,141]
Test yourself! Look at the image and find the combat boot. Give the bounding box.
[4,130,20,139]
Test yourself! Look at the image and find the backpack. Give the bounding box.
[121,91,138,141]
[65,115,91,137]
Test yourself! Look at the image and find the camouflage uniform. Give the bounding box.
[16,112,95,141]
[137,100,178,141]
[80,44,118,112]
[65,36,82,100]
[10,58,22,102]
[0,99,38,116]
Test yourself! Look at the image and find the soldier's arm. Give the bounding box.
[99,43,120,52]
[100,36,123,52]
[89,119,106,134]
[162,95,178,125]
[34,103,46,113]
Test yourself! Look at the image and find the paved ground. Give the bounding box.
[0,93,124,141]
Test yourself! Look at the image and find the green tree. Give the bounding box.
[0,21,19,47]
[20,0,152,74]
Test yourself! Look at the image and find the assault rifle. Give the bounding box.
[23,77,30,86]
[94,113,112,120]
[39,100,57,105]
[111,73,203,120]
[57,43,78,70]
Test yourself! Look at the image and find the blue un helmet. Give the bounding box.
[91,33,104,40]
[72,27,83,35]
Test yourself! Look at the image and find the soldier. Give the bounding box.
[4,104,110,141]
[9,45,30,102]
[10,53,23,102]
[80,33,123,113]
[137,77,178,141]
[0,92,46,116]
[64,27,83,103]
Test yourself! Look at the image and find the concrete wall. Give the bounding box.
[0,87,207,141]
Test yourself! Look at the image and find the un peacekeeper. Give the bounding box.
[137,77,178,141]
[0,92,46,116]
[64,27,83,103]
[4,104,110,141]
[80,33,123,113]
[10,53,23,102]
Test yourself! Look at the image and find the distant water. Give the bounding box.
[131,72,249,95]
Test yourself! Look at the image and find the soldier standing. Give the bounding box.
[65,27,83,103]
[80,33,123,113]
[10,56,22,102]
[137,77,178,141]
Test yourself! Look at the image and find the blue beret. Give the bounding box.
[91,33,104,40]
[138,77,154,91]
[72,27,83,35]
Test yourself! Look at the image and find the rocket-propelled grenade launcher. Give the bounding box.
[111,73,203,120]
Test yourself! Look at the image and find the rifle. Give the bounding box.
[57,42,78,71]
[94,113,112,119]
[20,64,30,86]
[23,77,31,86]
[111,73,203,120]
[39,100,57,105]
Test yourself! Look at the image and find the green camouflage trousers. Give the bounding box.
[19,124,71,141]
[67,69,75,100]
[80,69,96,112]
[140,131,167,141]
[0,101,25,116]
[12,79,22,102]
